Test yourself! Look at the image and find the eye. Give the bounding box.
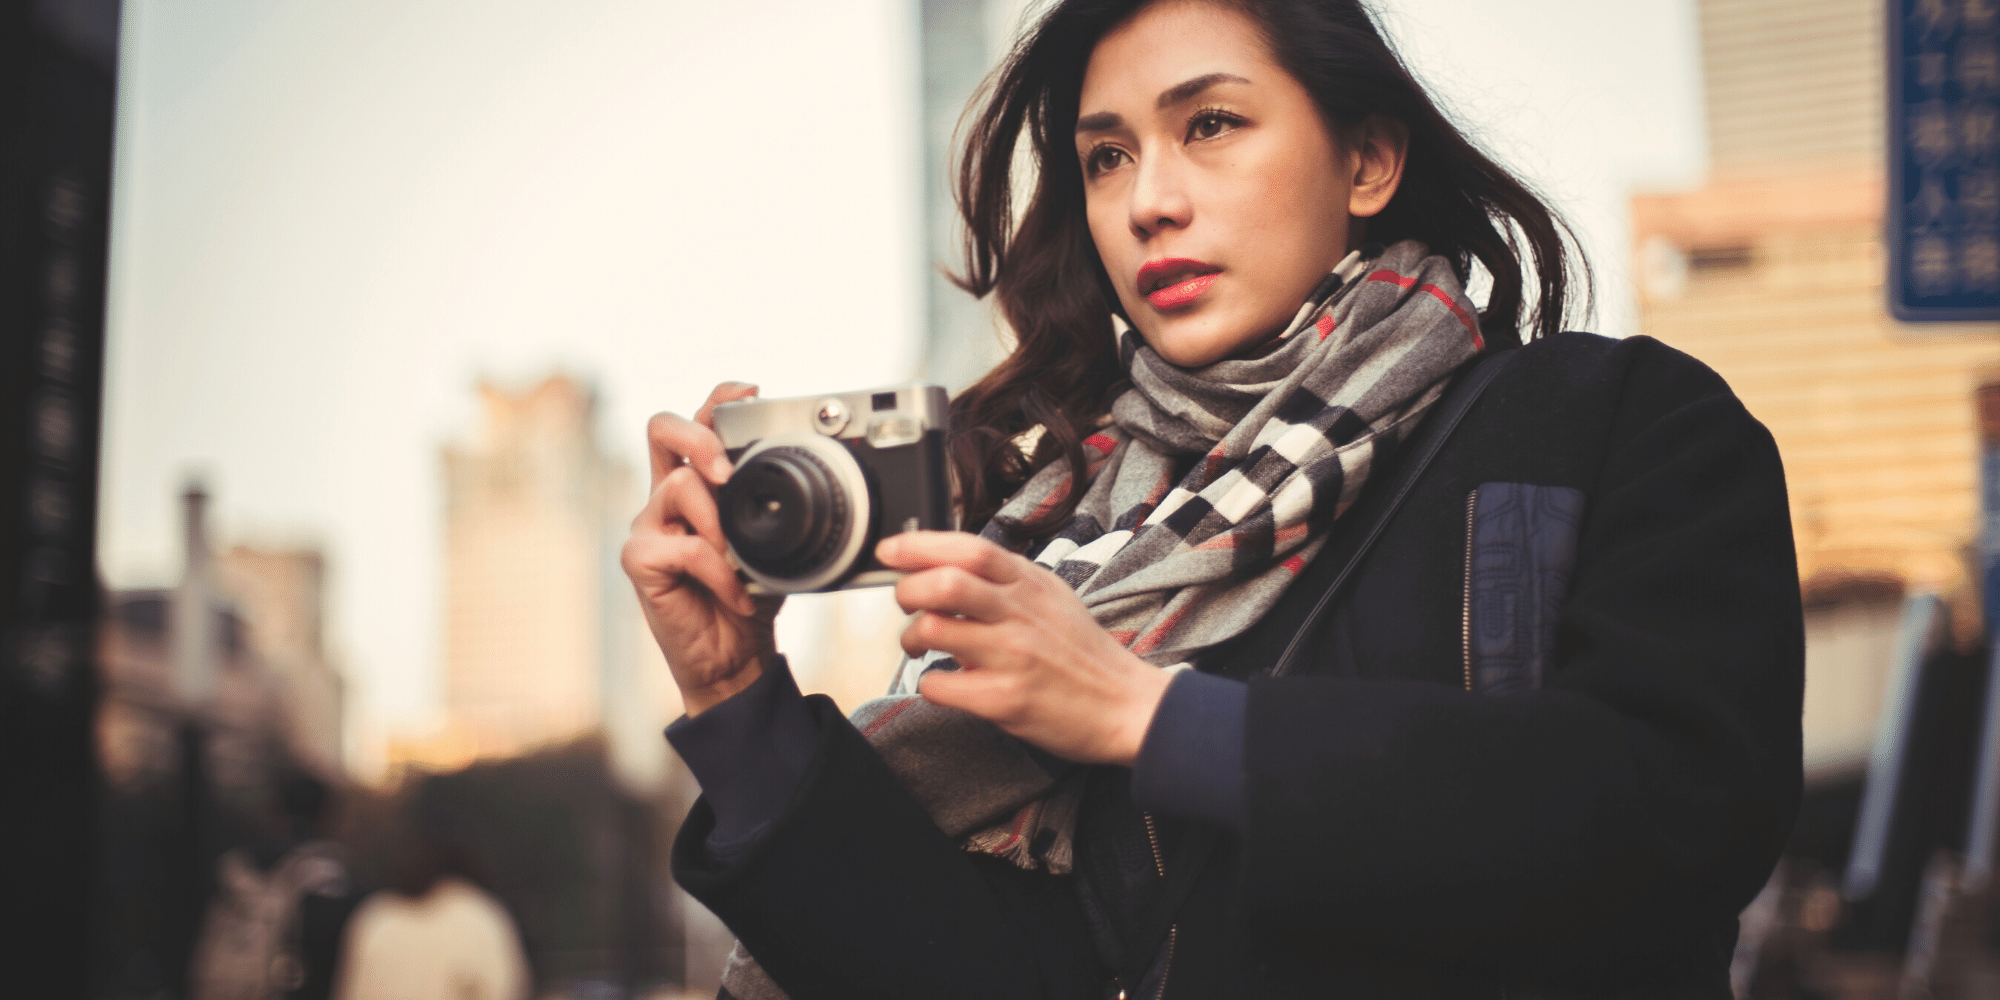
[1186,108,1243,142]
[1083,144,1129,178]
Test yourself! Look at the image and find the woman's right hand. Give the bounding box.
[622,381,783,717]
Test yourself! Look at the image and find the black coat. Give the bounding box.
[671,333,1806,999]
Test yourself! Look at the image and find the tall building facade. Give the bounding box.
[1633,0,2000,769]
[431,372,673,789]
[439,374,631,757]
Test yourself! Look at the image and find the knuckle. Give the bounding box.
[622,535,677,578]
[993,676,1028,720]
[916,613,943,644]
[662,466,706,505]
[646,411,681,442]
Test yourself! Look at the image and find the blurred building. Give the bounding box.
[420,373,669,789]
[1633,0,2000,773]
[216,545,344,772]
[97,485,344,788]
[92,485,348,999]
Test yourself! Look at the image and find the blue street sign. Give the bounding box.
[1890,0,2000,322]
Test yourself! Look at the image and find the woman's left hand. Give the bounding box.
[879,531,1171,767]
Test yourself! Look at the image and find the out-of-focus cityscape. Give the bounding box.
[8,0,1997,997]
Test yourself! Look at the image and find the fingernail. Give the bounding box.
[710,455,733,481]
[878,536,900,560]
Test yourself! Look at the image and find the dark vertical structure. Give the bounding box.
[1,0,121,994]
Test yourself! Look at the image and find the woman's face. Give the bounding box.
[1076,0,1401,367]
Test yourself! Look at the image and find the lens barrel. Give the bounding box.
[719,446,851,580]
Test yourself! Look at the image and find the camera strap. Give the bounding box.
[1123,347,1516,988]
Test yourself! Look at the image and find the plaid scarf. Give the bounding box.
[718,240,1482,999]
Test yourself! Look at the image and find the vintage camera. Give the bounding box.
[712,385,953,594]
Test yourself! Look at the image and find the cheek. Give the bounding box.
[1221,153,1350,286]
[1086,199,1140,306]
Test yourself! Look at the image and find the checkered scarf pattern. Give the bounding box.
[885,237,1481,852]
[718,241,1484,1000]
[986,240,1482,664]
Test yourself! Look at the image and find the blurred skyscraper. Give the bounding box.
[1633,0,2000,771]
[425,373,668,789]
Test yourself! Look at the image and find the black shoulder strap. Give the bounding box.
[1269,347,1515,677]
[1123,348,1516,987]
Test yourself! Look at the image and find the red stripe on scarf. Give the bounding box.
[1282,554,1305,574]
[859,697,918,738]
[1084,433,1118,454]
[1026,478,1073,523]
[1109,628,1138,647]
[1194,448,1232,489]
[1131,604,1191,655]
[1366,269,1484,350]
[1001,802,1037,853]
[1316,314,1337,340]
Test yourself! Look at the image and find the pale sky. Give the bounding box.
[99,0,1707,758]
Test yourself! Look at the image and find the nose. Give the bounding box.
[1127,147,1191,240]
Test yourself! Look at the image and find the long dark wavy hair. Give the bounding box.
[948,0,1588,542]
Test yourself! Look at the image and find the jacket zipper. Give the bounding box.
[1461,488,1478,693]
[1463,488,1509,1000]
[1143,812,1172,1000]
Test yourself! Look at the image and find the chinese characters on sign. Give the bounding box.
[1892,0,2000,321]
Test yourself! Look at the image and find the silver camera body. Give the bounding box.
[711,385,953,594]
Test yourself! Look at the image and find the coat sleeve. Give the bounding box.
[670,693,1103,1000]
[1238,353,1805,981]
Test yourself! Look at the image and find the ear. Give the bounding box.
[1346,115,1409,218]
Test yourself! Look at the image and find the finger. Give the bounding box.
[648,411,733,490]
[621,531,755,617]
[694,381,759,428]
[894,566,1010,623]
[899,611,988,660]
[917,666,1021,722]
[657,465,730,556]
[876,531,1023,584]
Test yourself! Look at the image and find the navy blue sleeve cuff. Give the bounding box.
[664,656,819,858]
[1129,669,1248,834]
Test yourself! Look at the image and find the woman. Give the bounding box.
[624,0,1803,996]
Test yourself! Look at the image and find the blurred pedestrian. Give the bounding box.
[328,781,529,1000]
[189,773,358,1000]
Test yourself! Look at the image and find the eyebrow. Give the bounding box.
[1074,72,1252,134]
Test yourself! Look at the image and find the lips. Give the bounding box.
[1138,257,1221,310]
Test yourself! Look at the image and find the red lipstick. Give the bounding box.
[1138,257,1221,310]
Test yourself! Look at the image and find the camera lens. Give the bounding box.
[719,446,851,579]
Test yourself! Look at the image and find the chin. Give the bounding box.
[1138,315,1271,368]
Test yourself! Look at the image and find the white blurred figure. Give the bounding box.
[330,876,529,1000]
